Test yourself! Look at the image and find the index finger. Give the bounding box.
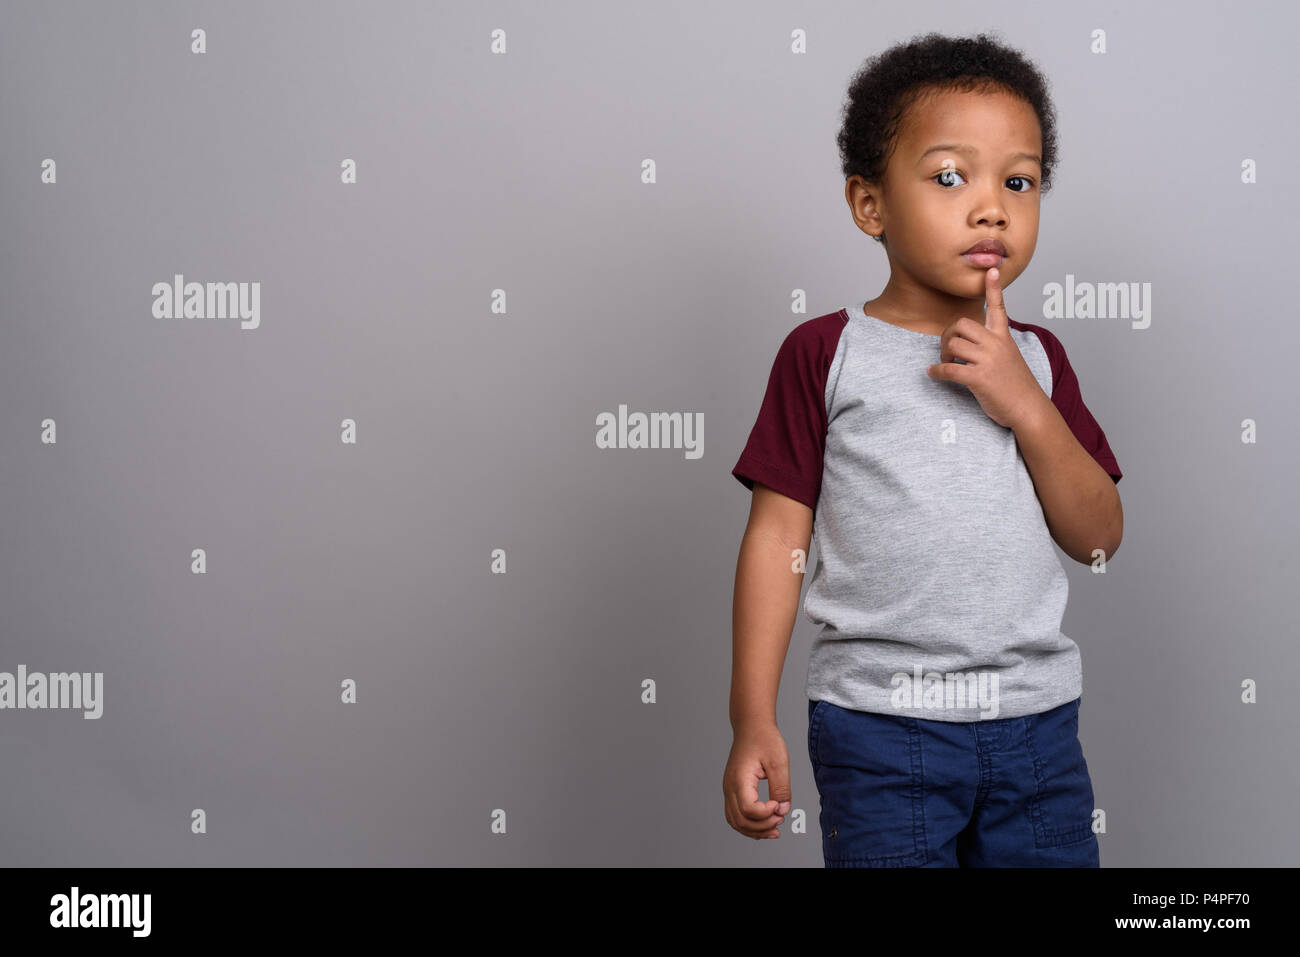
[983,266,1008,332]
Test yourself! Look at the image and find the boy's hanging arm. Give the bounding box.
[926,267,1123,565]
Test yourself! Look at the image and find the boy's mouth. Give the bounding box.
[962,239,1007,256]
[961,238,1007,269]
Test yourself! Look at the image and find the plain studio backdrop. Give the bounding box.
[0,0,1296,866]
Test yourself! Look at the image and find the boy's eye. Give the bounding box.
[933,169,1036,192]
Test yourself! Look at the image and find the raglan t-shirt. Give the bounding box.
[732,303,1122,722]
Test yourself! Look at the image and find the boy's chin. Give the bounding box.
[937,276,1003,299]
[961,266,1011,290]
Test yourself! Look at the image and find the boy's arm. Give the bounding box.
[730,484,813,728]
[1013,396,1123,564]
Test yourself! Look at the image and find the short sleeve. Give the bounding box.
[731,313,847,511]
[1026,324,1123,483]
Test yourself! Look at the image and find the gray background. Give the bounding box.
[1,0,1296,866]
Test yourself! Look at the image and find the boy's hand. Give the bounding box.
[926,266,1050,431]
[722,720,793,839]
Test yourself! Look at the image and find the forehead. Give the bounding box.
[895,87,1041,158]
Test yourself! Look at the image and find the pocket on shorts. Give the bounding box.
[809,702,926,866]
[1025,698,1096,848]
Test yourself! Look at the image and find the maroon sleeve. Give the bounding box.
[1014,321,1123,483]
[732,312,848,511]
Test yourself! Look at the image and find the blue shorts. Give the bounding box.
[807,696,1100,867]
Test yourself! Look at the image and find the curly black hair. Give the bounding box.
[837,31,1059,245]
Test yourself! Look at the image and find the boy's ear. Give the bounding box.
[845,175,887,241]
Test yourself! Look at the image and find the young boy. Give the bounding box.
[723,32,1123,867]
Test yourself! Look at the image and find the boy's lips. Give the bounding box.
[961,251,1004,267]
[960,239,1006,268]
[962,239,1007,256]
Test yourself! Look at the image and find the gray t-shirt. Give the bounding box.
[733,303,1122,722]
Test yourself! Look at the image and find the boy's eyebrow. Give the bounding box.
[917,143,1042,166]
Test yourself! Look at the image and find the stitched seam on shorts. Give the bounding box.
[808,700,828,768]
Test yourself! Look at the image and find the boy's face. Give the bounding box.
[848,86,1042,310]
